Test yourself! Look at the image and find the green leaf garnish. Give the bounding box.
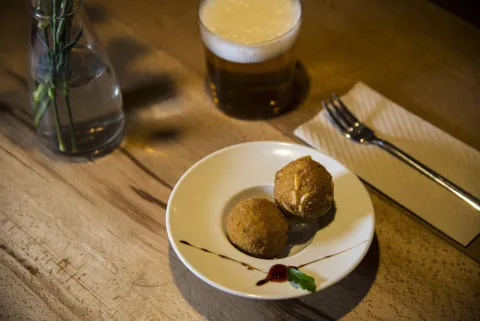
[287,267,316,293]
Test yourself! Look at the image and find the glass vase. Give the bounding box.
[28,0,125,156]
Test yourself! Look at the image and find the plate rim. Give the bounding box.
[166,141,375,300]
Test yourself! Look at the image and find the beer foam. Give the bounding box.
[200,0,302,63]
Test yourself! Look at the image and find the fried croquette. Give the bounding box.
[274,156,334,220]
[226,198,289,259]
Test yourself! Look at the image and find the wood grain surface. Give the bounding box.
[1,0,479,320]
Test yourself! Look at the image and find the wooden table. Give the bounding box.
[1,0,480,320]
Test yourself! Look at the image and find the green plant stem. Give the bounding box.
[50,88,65,151]
[32,29,52,114]
[63,80,77,152]
[57,0,76,152]
[62,14,77,152]
[50,60,65,151]
[63,88,76,152]
[49,0,66,152]
[52,0,57,51]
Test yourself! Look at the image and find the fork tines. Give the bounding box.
[323,94,359,132]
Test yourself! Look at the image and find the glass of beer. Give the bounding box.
[199,0,302,119]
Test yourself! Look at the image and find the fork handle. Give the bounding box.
[371,139,480,211]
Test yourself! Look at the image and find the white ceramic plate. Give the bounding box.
[167,142,375,300]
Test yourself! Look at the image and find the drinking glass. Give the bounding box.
[199,0,302,119]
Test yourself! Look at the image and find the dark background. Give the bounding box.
[430,0,480,28]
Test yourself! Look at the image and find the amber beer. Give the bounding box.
[199,0,302,119]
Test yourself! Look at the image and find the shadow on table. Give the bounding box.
[106,37,178,112]
[105,37,184,146]
[92,4,183,147]
[169,235,379,321]
[84,2,109,24]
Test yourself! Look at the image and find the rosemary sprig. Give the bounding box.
[33,0,82,152]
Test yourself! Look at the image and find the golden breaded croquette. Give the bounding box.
[274,156,334,220]
[226,198,289,259]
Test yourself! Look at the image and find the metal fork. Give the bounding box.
[322,94,480,212]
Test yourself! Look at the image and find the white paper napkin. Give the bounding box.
[295,82,480,246]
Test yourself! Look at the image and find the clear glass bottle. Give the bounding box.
[29,0,125,156]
